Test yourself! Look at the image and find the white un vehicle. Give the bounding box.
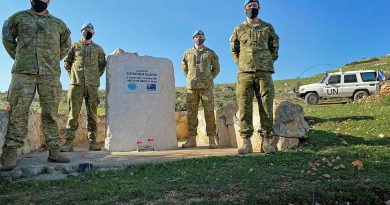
[297,70,386,105]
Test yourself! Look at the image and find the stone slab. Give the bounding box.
[105,51,177,151]
[1,146,257,181]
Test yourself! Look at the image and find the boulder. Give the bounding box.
[195,107,239,148]
[195,111,211,146]
[58,114,106,146]
[233,105,262,151]
[194,101,310,152]
[0,109,44,156]
[175,112,188,141]
[20,110,45,155]
[272,101,310,151]
[215,107,238,148]
[0,110,10,155]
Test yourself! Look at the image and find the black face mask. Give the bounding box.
[31,0,48,13]
[195,38,205,46]
[83,31,93,40]
[246,8,259,19]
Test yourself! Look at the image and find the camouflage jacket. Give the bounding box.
[230,19,279,73]
[2,9,71,77]
[182,46,220,90]
[64,40,106,87]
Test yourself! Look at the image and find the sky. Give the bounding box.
[1,0,390,92]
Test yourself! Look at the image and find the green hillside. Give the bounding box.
[177,55,390,111]
[0,55,389,113]
[275,55,390,91]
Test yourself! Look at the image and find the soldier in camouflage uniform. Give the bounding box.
[1,0,71,171]
[60,23,106,152]
[182,30,220,149]
[230,0,279,154]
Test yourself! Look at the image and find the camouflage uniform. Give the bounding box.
[2,9,71,150]
[230,19,279,140]
[63,40,106,144]
[182,46,220,147]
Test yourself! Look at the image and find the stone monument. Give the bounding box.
[105,49,177,151]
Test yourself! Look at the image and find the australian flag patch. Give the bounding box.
[147,84,157,91]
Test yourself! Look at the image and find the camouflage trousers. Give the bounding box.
[236,71,275,139]
[5,73,62,149]
[65,85,99,141]
[186,88,216,138]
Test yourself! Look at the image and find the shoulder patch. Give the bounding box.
[3,20,9,28]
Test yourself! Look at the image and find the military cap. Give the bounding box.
[192,30,205,38]
[244,0,259,7]
[80,23,94,31]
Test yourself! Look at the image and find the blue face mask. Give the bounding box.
[195,38,205,46]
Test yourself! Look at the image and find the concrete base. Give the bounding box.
[1,145,266,181]
[14,146,245,169]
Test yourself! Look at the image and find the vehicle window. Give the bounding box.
[360,72,377,82]
[344,74,358,83]
[328,75,341,84]
[320,75,328,83]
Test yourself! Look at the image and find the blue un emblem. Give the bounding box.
[128,83,137,90]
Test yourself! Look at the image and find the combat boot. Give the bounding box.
[238,139,253,154]
[89,140,101,151]
[260,130,277,154]
[1,147,17,171]
[48,149,70,163]
[60,139,74,152]
[182,136,197,148]
[208,136,219,149]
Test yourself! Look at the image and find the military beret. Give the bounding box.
[80,23,94,31]
[244,0,259,7]
[193,30,205,38]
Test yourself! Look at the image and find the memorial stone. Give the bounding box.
[105,50,177,151]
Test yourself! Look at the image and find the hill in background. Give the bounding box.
[176,54,390,111]
[0,55,389,113]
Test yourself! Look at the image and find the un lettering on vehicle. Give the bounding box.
[326,89,339,95]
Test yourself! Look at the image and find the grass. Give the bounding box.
[1,95,389,204]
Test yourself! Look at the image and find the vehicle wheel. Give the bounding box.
[304,92,319,105]
[353,91,368,101]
